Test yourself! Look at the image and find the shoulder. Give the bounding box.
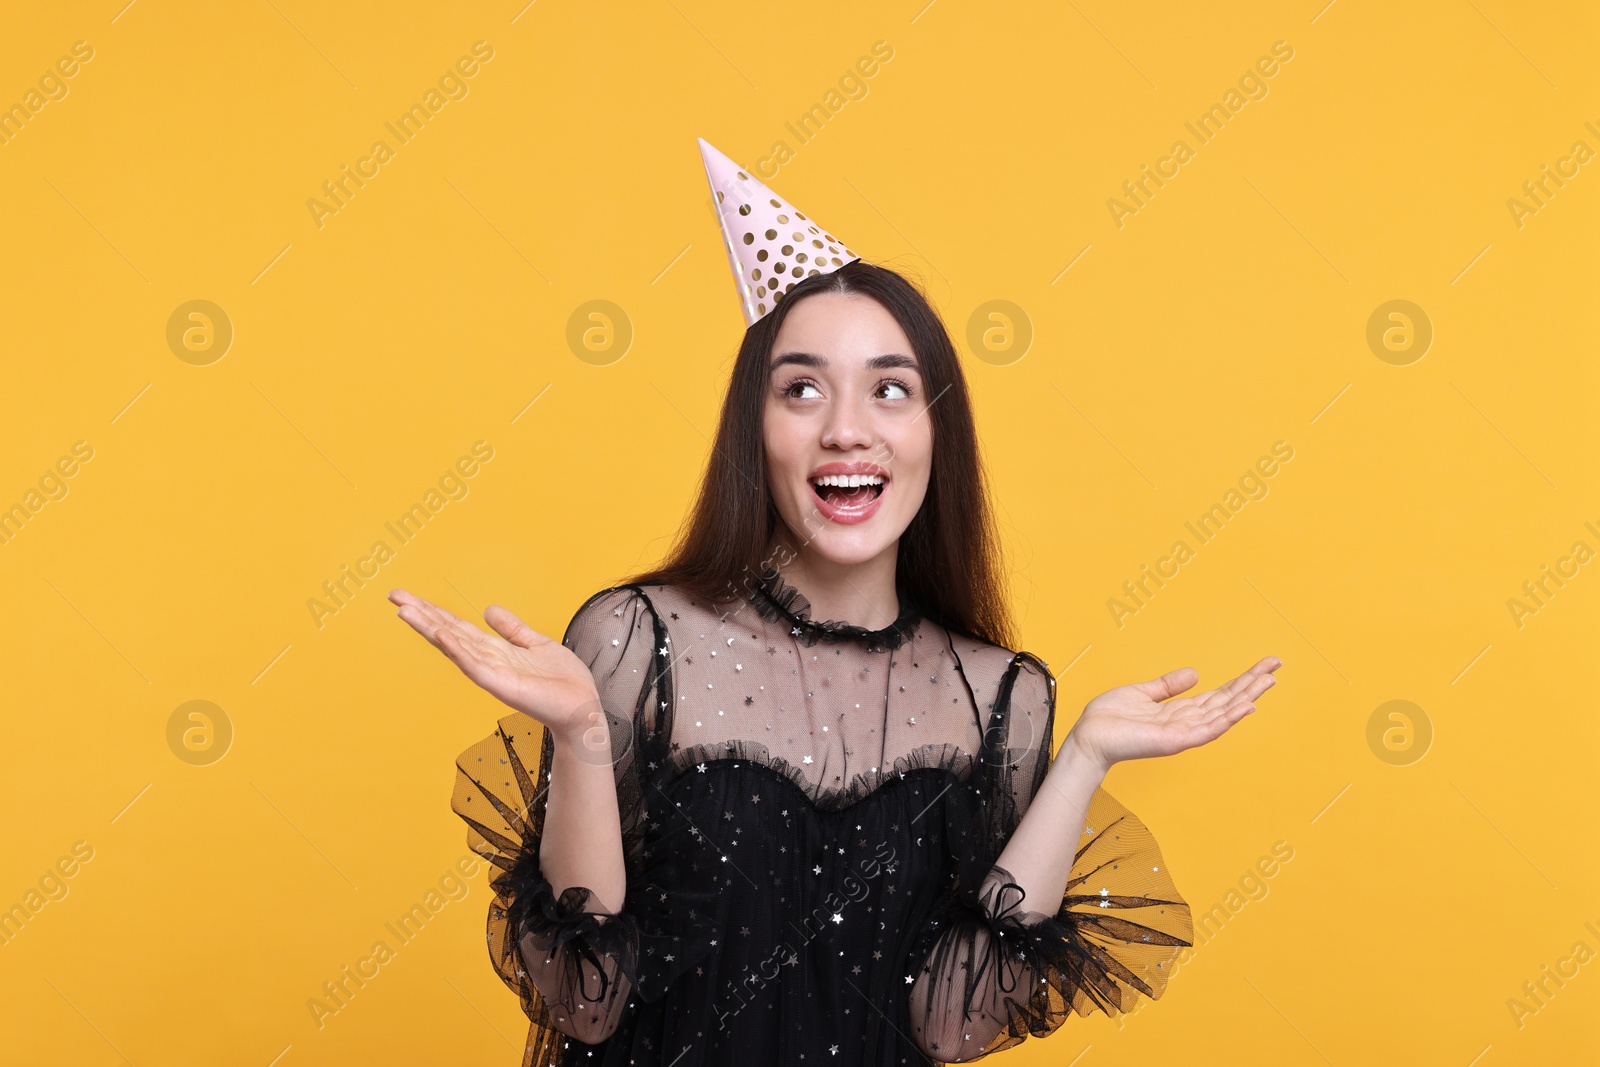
[1008,648,1054,691]
[1004,649,1056,718]
[931,623,1056,715]
[560,584,667,658]
[563,580,736,639]
[564,583,653,625]
[935,622,1052,690]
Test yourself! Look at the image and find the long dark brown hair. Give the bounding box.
[624,260,1015,650]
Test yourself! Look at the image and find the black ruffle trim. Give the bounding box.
[665,736,977,814]
[746,568,921,652]
[498,861,643,1008]
[496,819,721,1008]
[914,859,1192,1055]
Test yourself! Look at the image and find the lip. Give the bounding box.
[807,461,888,526]
[807,461,890,481]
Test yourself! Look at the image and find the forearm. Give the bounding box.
[513,719,635,1045]
[537,722,628,913]
[988,731,1107,922]
[908,734,1110,1059]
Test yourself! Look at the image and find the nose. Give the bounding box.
[820,393,874,449]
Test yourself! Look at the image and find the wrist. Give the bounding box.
[1058,728,1112,780]
[549,702,613,763]
[549,724,587,752]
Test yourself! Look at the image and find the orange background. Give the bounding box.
[1,1,1595,1064]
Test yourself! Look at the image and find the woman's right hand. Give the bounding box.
[388,588,602,742]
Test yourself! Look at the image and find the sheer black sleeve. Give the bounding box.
[906,651,1193,1062]
[451,585,717,1067]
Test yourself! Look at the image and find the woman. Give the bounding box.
[391,150,1280,1066]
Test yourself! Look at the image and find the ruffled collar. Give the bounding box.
[747,569,921,652]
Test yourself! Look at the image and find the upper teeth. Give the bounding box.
[813,473,884,487]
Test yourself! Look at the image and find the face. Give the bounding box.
[763,291,934,570]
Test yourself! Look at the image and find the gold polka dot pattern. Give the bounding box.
[698,137,860,328]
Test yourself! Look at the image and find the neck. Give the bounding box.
[770,536,901,629]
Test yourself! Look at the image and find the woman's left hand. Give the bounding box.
[1065,657,1283,772]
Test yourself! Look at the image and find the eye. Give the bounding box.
[783,378,823,400]
[875,378,913,400]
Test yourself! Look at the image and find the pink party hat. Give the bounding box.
[698,138,860,327]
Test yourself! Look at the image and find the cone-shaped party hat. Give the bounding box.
[698,138,860,327]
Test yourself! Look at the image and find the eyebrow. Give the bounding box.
[770,351,922,374]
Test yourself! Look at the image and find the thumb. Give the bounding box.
[1132,666,1198,701]
[483,604,543,648]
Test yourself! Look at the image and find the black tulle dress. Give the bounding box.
[452,571,1192,1066]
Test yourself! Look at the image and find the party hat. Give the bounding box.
[698,138,860,327]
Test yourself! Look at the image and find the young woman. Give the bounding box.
[392,155,1279,1067]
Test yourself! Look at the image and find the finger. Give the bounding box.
[395,604,452,654]
[411,596,472,636]
[1238,657,1279,685]
[1202,673,1252,709]
[1132,667,1199,701]
[389,589,468,633]
[1193,700,1254,741]
[1175,707,1242,752]
[1217,670,1276,711]
[1198,678,1249,714]
[396,602,485,658]
[1212,701,1254,737]
[1199,687,1256,721]
[398,596,483,649]
[390,590,466,634]
[1200,658,1281,711]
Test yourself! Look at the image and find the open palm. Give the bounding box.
[388,588,600,740]
[1067,656,1283,770]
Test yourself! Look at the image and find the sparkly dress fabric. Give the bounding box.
[452,573,1192,1066]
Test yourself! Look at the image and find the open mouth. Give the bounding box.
[809,474,886,511]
